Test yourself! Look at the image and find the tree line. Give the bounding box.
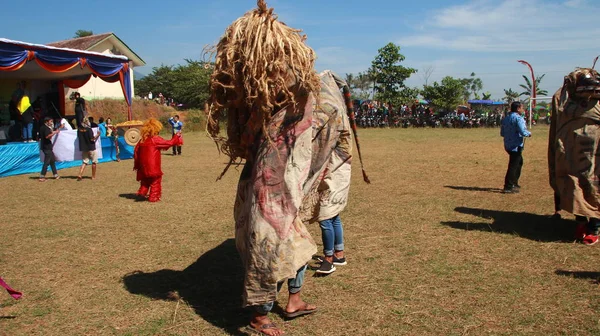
[346,42,548,111]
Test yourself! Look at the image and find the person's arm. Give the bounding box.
[168,117,175,127]
[517,117,531,137]
[500,119,505,137]
[153,135,180,150]
[133,144,140,170]
[46,127,60,139]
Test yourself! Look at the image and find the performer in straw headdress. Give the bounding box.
[549,65,600,245]
[206,1,369,335]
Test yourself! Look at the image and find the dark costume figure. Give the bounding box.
[133,119,181,202]
[549,67,600,245]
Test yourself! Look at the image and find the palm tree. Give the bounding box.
[503,88,520,103]
[519,74,548,97]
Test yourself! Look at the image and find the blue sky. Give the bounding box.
[2,0,599,100]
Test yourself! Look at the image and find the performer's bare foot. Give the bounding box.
[249,314,285,336]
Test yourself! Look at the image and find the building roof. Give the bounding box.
[46,33,113,50]
[46,33,145,67]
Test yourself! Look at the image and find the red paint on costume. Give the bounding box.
[133,135,181,202]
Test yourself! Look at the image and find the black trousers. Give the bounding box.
[172,145,182,155]
[504,147,523,189]
[41,149,57,176]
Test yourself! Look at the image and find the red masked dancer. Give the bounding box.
[133,118,181,202]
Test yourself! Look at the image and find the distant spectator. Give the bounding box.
[18,93,34,142]
[39,117,61,182]
[105,117,114,136]
[168,115,183,155]
[98,117,107,137]
[73,92,86,129]
[88,116,98,128]
[76,118,100,181]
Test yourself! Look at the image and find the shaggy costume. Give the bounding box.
[549,68,600,241]
[133,122,181,202]
[207,1,369,312]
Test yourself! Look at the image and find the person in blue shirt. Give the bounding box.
[97,117,107,137]
[168,115,183,155]
[501,101,531,193]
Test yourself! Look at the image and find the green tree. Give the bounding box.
[503,88,520,103]
[170,60,211,108]
[482,91,492,100]
[519,74,548,97]
[135,65,175,99]
[74,30,94,38]
[134,60,212,109]
[422,76,468,112]
[397,87,421,105]
[369,43,417,104]
[460,72,483,101]
[345,71,375,100]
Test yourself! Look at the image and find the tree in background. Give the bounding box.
[503,88,520,103]
[420,65,435,87]
[345,71,375,100]
[461,72,483,101]
[422,76,468,112]
[74,30,94,38]
[134,60,212,109]
[519,73,548,97]
[397,87,421,105]
[369,43,417,105]
[481,92,492,100]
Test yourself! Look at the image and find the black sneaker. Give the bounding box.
[332,257,347,266]
[315,260,336,274]
[316,256,347,266]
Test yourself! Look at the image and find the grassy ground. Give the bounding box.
[1,126,600,336]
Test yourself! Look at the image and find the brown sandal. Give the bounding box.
[246,323,283,335]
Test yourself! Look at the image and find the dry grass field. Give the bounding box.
[2,126,600,336]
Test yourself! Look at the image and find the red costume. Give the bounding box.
[133,135,181,202]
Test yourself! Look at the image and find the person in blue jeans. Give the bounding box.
[316,214,347,274]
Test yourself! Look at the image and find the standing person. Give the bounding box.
[501,101,531,193]
[39,117,61,182]
[549,68,600,245]
[97,117,107,137]
[206,1,367,334]
[18,93,34,142]
[168,115,183,155]
[76,118,100,181]
[133,119,181,202]
[73,92,86,129]
[105,117,114,136]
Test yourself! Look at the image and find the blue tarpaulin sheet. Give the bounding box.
[0,137,133,178]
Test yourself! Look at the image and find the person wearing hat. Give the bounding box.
[39,117,61,182]
[76,118,100,181]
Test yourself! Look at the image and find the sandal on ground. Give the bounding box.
[246,323,283,336]
[283,303,317,319]
[77,176,82,181]
[38,178,47,182]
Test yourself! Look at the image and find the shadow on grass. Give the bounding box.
[441,207,574,242]
[444,185,503,193]
[555,270,600,283]
[118,193,146,202]
[122,239,246,335]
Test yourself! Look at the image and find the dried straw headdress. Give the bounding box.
[206,0,320,170]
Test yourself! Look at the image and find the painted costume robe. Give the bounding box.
[549,89,600,218]
[235,71,353,306]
